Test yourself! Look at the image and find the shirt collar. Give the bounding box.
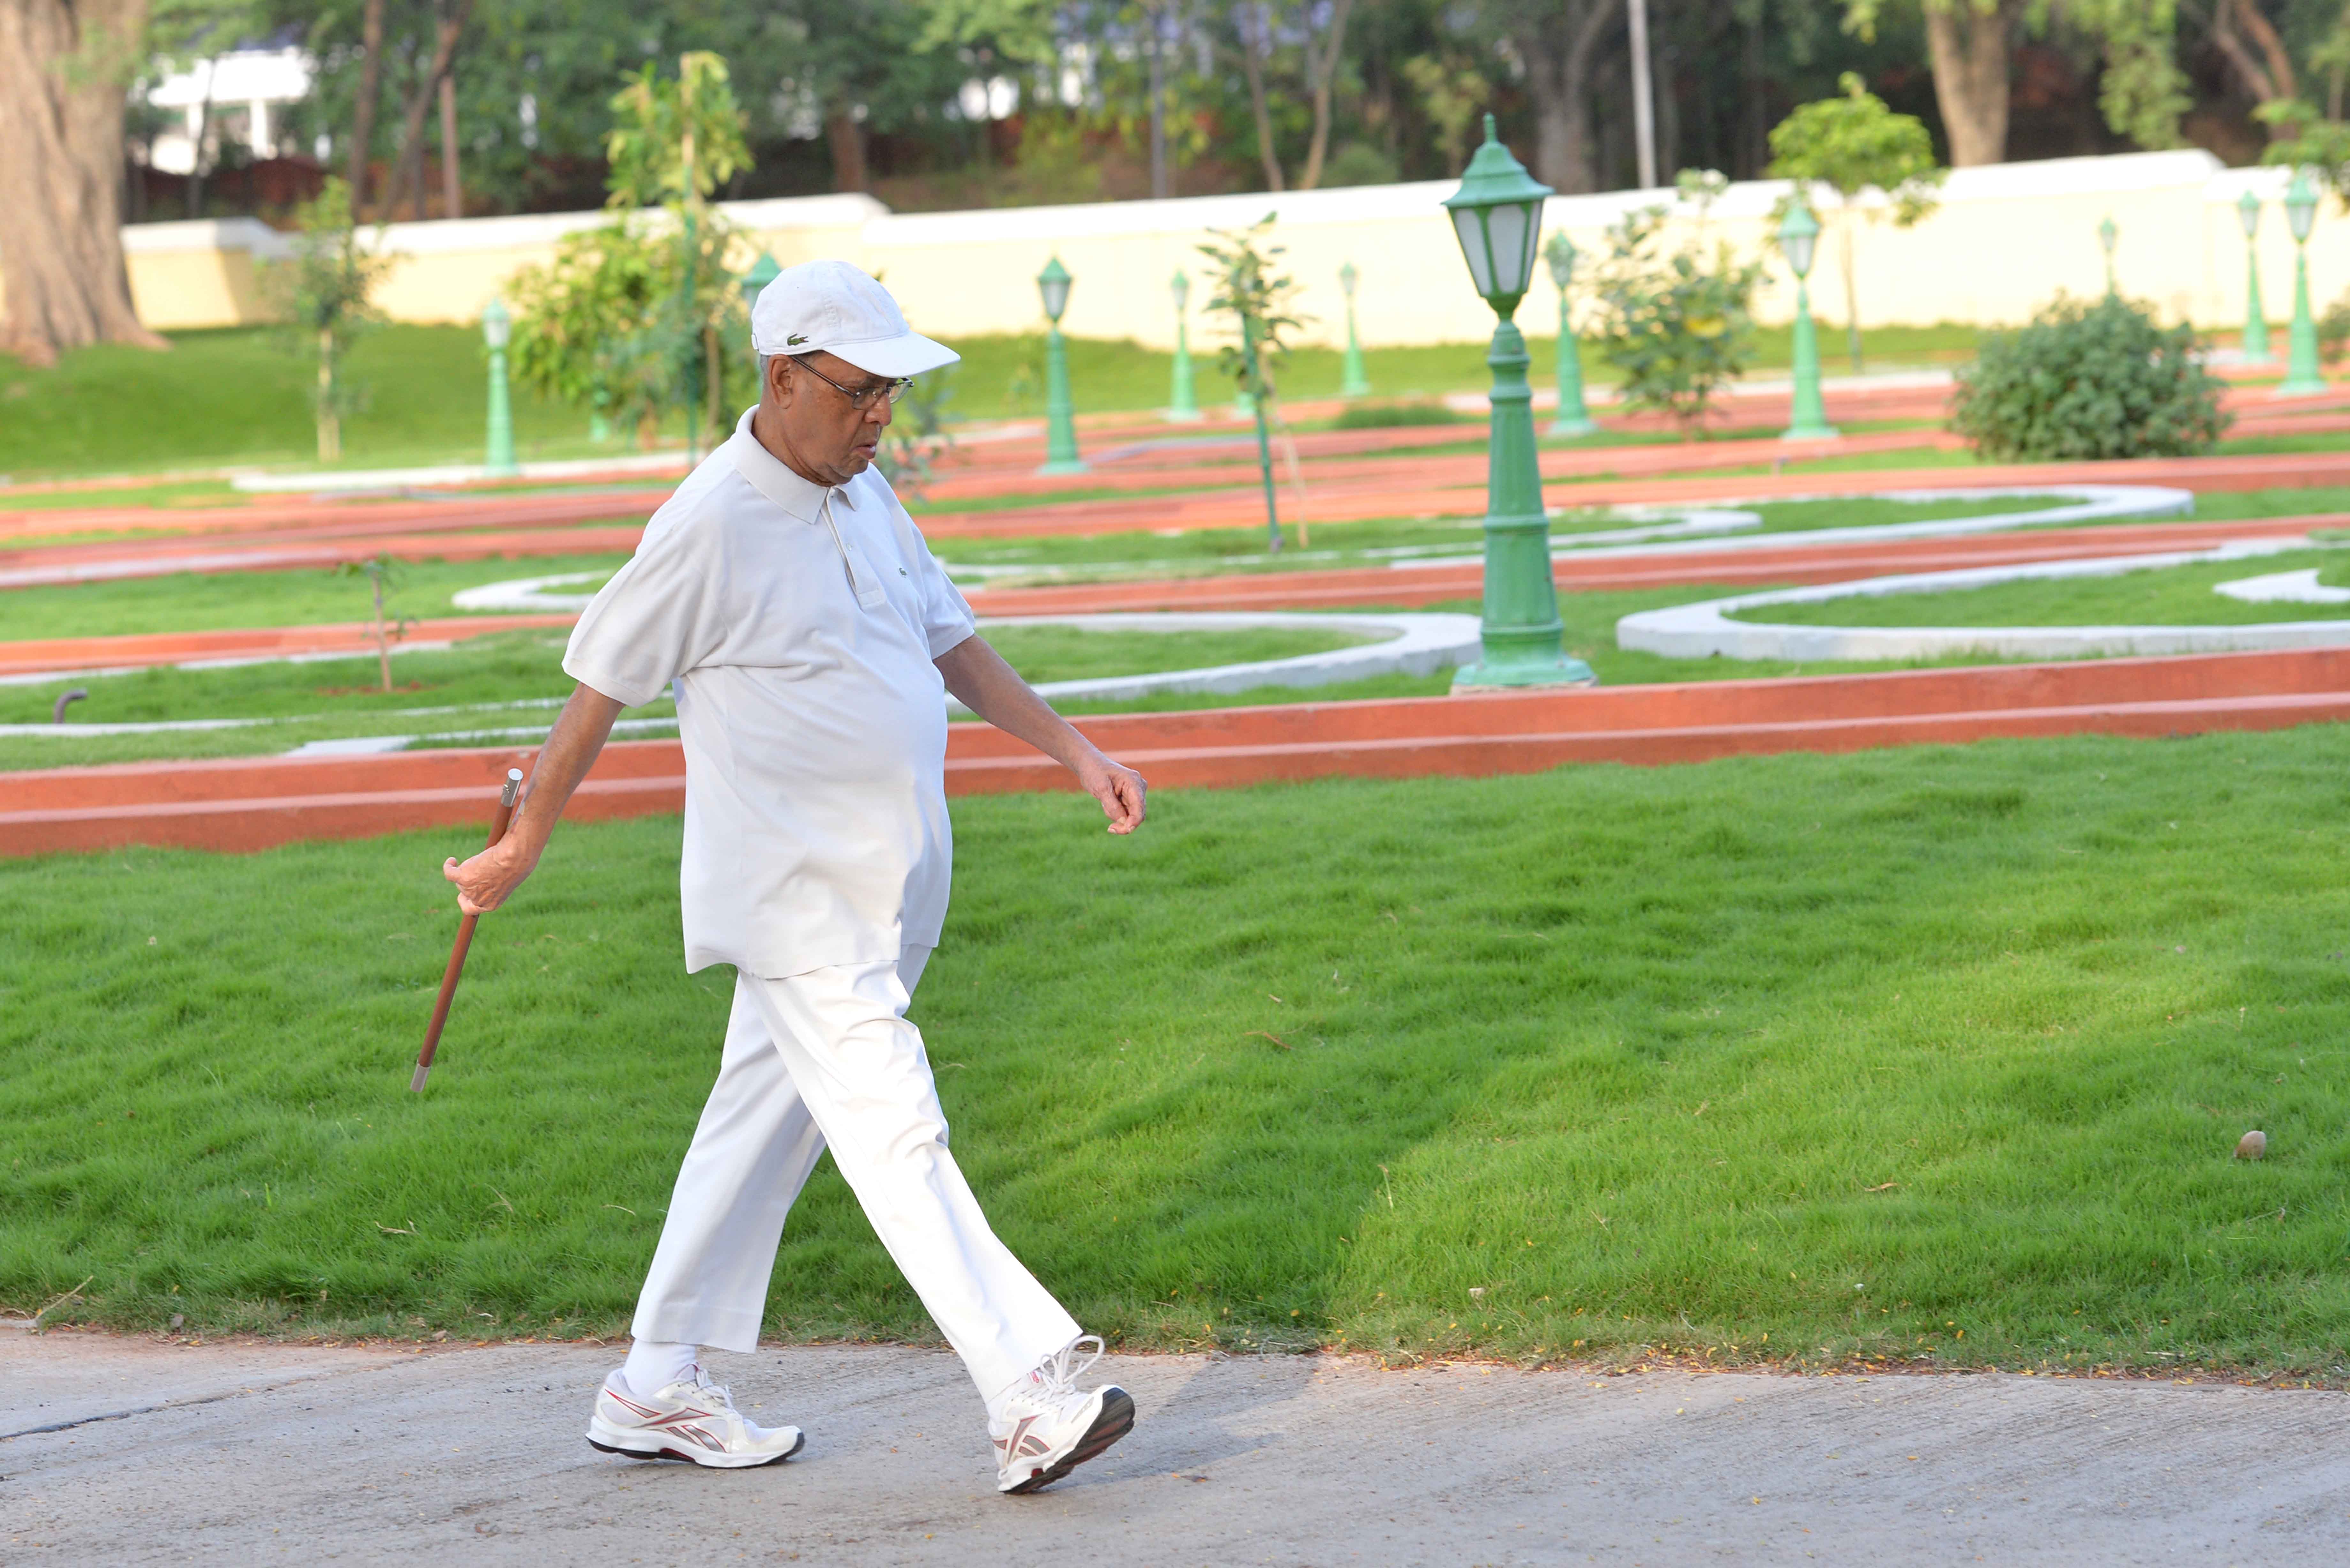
[726,408,863,520]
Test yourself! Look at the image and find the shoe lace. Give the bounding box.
[1033,1334,1104,1405]
[686,1365,737,1412]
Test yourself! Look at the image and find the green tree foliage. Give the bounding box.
[505,52,754,451]
[1768,72,1943,372]
[1586,206,1767,435]
[265,177,390,463]
[1199,214,1311,545]
[1949,293,2229,462]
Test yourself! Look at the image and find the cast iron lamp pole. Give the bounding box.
[1542,231,1597,437]
[1778,201,1837,442]
[1036,256,1087,474]
[2279,173,2327,396]
[2237,192,2271,365]
[2098,214,2118,298]
[1443,114,1594,690]
[481,296,519,478]
[1338,261,1372,397]
[1166,268,1202,421]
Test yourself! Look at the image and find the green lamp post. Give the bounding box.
[739,249,781,316]
[2098,214,2118,298]
[1778,201,1837,442]
[1166,268,1203,421]
[1338,261,1372,397]
[1542,231,1597,437]
[2279,172,2327,396]
[2237,192,2271,365]
[480,296,519,478]
[1035,256,1087,474]
[1443,114,1594,690]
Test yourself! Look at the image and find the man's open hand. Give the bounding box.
[1075,751,1148,835]
[444,834,540,916]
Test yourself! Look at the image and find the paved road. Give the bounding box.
[4,1319,2345,1565]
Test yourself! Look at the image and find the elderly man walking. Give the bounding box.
[444,260,1146,1494]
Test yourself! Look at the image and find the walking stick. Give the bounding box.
[411,767,525,1093]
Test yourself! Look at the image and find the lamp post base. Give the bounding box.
[1036,458,1090,476]
[1780,420,1838,442]
[1452,655,1598,690]
[2274,376,2328,397]
[1547,416,1599,437]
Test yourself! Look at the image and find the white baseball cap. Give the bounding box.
[749,258,959,378]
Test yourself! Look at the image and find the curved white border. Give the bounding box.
[1615,540,2344,661]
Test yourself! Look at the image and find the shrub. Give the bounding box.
[2318,286,2350,365]
[1586,205,1766,434]
[1950,294,2229,461]
[1332,399,1470,429]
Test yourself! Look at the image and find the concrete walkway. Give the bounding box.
[7,1326,2348,1565]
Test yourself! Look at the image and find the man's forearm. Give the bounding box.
[935,635,1097,768]
[508,683,627,855]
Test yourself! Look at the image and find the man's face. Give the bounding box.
[764,351,896,486]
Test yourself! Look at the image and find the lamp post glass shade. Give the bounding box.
[480,295,511,349]
[1170,268,1189,311]
[2287,173,2318,243]
[1037,256,1073,323]
[1776,200,1819,280]
[2239,189,2262,241]
[2098,214,2117,257]
[1543,231,1577,293]
[1339,260,1358,298]
[740,250,781,313]
[1442,113,1552,316]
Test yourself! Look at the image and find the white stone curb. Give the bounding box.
[1616,539,2335,662]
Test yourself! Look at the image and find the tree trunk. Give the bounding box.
[1924,0,2015,167]
[378,0,472,223]
[2211,0,2300,136]
[185,70,213,219]
[1239,5,1285,192]
[1147,21,1169,200]
[825,108,868,192]
[347,0,385,208]
[1296,0,1357,190]
[1516,0,1622,194]
[0,0,167,367]
[438,72,461,218]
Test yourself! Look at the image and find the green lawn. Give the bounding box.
[0,623,1371,770]
[8,725,2350,1381]
[0,322,1990,482]
[1748,547,2350,628]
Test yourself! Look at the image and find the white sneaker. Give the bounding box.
[990,1336,1135,1494]
[586,1366,805,1468]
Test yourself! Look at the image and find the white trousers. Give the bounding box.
[629,945,1080,1400]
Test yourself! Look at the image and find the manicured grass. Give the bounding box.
[0,554,636,642]
[1747,546,2350,629]
[0,623,1370,770]
[0,326,613,481]
[1,322,1986,480]
[8,724,2350,1381]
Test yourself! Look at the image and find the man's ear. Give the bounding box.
[765,356,792,408]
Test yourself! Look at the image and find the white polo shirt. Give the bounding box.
[563,409,977,978]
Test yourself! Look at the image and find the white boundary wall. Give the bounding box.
[105,150,2342,351]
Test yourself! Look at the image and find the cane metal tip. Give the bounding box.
[409,1063,432,1093]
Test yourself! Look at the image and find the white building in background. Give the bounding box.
[142,48,316,174]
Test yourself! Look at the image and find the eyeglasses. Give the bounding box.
[790,357,913,410]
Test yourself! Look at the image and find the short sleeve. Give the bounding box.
[562,497,728,708]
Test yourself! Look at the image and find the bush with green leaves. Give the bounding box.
[1586,205,1766,434]
[1949,294,2230,462]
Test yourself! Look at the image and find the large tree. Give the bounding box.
[0,0,169,366]
[1491,0,1623,193]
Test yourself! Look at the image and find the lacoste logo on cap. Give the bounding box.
[786,333,808,345]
